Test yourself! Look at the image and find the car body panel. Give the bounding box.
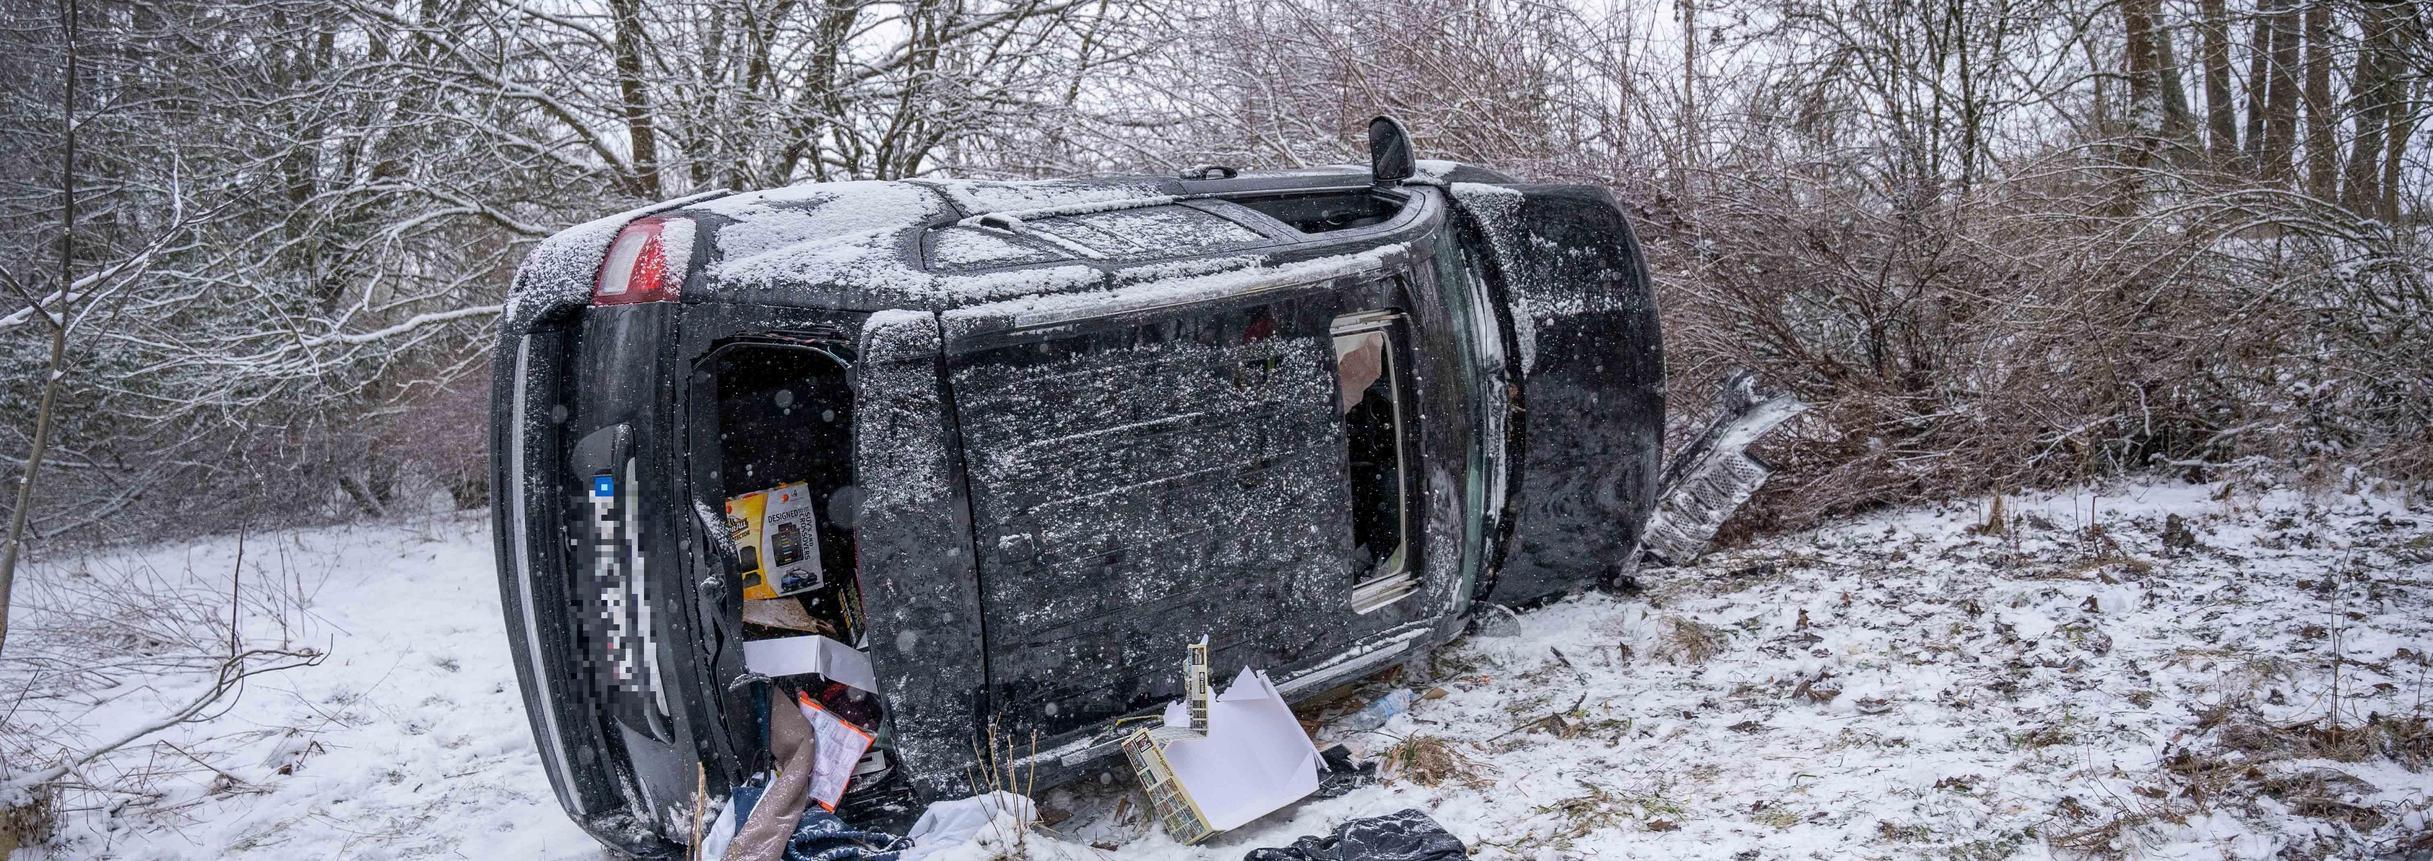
[1449,184,1665,605]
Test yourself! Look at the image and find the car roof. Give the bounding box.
[504,162,1517,330]
[666,162,1511,315]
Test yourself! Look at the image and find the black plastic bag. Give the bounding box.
[1311,745,1379,799]
[1243,808,1467,861]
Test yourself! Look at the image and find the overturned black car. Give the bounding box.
[489,122,1664,856]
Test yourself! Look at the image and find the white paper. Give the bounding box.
[744,634,878,694]
[1154,668,1322,830]
[796,696,875,812]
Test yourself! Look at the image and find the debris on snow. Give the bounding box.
[1640,369,1807,567]
[1123,644,1325,844]
[897,791,1037,861]
[1244,808,1469,861]
[1312,745,1380,799]
[1336,689,1415,734]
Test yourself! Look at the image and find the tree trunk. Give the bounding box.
[1678,0,1699,190]
[2344,2,2394,211]
[2123,0,2168,156]
[2378,9,2427,217]
[2262,0,2301,182]
[2302,0,2337,197]
[2154,5,2198,143]
[2201,0,2240,158]
[610,0,661,198]
[2382,78,2422,217]
[2243,0,2280,168]
[2122,0,2196,163]
[337,474,388,519]
[1953,0,1990,193]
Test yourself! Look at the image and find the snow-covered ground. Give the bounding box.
[1,517,604,860]
[5,475,2428,859]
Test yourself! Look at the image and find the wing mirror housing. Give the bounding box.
[1368,116,1414,188]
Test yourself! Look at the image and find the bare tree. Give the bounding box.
[2343,0,2427,216]
[2244,0,2279,169]
[2200,0,2241,158]
[0,0,1137,546]
[2264,0,2303,180]
[2303,0,2338,196]
[0,0,77,655]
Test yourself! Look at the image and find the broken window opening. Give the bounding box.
[1238,191,1403,234]
[1333,310,1416,613]
[697,339,905,803]
[699,342,863,644]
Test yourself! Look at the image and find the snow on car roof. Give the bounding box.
[668,170,1400,313]
[505,165,1506,328]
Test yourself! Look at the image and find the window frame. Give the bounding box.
[1332,308,1420,614]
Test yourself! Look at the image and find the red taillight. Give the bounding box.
[594,216,691,305]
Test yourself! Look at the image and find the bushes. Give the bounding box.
[1644,162,2431,529]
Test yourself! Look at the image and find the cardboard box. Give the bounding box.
[726,482,825,601]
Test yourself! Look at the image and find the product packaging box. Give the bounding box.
[725,482,825,601]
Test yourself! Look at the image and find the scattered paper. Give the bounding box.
[745,634,878,694]
[1154,668,1322,831]
[796,694,875,812]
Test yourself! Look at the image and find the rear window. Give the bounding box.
[697,343,861,635]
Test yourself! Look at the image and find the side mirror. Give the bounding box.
[1367,116,1414,188]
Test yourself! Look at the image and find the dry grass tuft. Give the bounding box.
[1966,494,2008,536]
[964,720,1044,857]
[2045,796,2203,857]
[2255,767,2386,831]
[0,787,57,857]
[2363,713,2433,769]
[2209,712,2431,769]
[2140,705,2429,843]
[1533,783,1684,845]
[1383,734,1491,789]
[1656,616,1729,665]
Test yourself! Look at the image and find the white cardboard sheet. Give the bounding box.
[1154,668,1322,830]
[744,634,878,694]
